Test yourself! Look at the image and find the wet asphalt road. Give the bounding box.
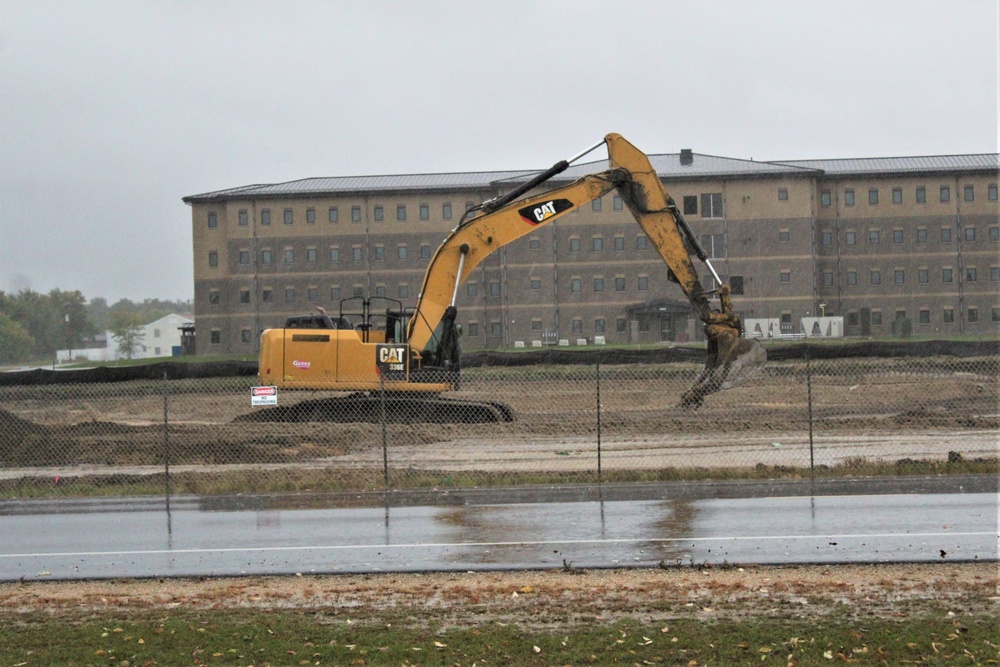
[0,476,995,580]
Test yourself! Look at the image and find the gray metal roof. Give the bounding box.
[184,151,999,204]
[777,154,1000,176]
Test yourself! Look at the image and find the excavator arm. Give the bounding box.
[406,133,765,407]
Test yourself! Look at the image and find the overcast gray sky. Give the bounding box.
[1,0,997,303]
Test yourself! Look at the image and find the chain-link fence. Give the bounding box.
[1,345,997,499]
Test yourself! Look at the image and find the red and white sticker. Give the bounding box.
[252,386,277,396]
[292,360,311,369]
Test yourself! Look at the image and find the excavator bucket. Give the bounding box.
[680,327,767,409]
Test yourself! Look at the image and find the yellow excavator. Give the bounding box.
[257,133,765,416]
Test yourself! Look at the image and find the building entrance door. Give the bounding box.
[659,313,674,341]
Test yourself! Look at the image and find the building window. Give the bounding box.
[942,268,953,283]
[397,205,406,221]
[239,250,250,265]
[964,185,974,202]
[637,276,648,291]
[943,308,954,323]
[571,319,583,335]
[992,267,1000,282]
[570,278,582,293]
[779,271,791,283]
[869,230,880,245]
[892,188,902,204]
[261,209,271,225]
[489,282,500,297]
[530,279,542,290]
[683,195,698,214]
[613,236,625,251]
[529,238,541,250]
[941,228,952,243]
[820,190,831,206]
[240,289,250,304]
[989,184,998,201]
[917,228,928,243]
[779,230,790,243]
[940,186,950,203]
[595,319,605,334]
[262,288,272,303]
[353,286,364,298]
[729,276,744,295]
[306,208,316,224]
[615,276,626,292]
[991,227,999,241]
[351,206,361,222]
[636,235,648,250]
[306,248,317,263]
[847,270,857,285]
[893,230,903,244]
[592,198,602,212]
[968,308,979,323]
[467,283,477,297]
[210,330,220,344]
[844,189,855,206]
[467,322,479,337]
[398,284,409,300]
[420,244,431,259]
[208,251,218,267]
[569,238,581,253]
[918,269,929,284]
[778,188,788,201]
[241,329,252,344]
[919,309,930,324]
[330,247,339,262]
[373,205,384,221]
[531,319,543,331]
[894,269,905,285]
[593,277,604,292]
[964,268,977,282]
[871,311,883,326]
[374,246,385,261]
[847,312,859,326]
[375,285,385,298]
[207,212,217,228]
[283,208,293,225]
[616,318,627,333]
[442,203,452,220]
[284,249,294,264]
[352,247,363,261]
[821,231,832,247]
[823,271,833,286]
[916,186,926,203]
[490,322,502,337]
[964,227,976,242]
[700,192,723,218]
[307,287,318,302]
[870,270,881,285]
[285,288,295,303]
[701,233,726,258]
[592,236,603,252]
[238,210,248,226]
[397,245,408,260]
[208,289,220,305]
[329,207,339,223]
[613,195,623,211]
[330,287,340,301]
[845,231,855,245]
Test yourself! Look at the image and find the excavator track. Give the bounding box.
[235,393,515,424]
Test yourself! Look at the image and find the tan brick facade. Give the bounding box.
[187,158,999,354]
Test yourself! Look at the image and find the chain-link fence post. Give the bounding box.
[380,373,389,487]
[805,342,815,475]
[162,371,171,498]
[596,360,602,483]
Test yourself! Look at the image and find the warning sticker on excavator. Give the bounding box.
[517,198,574,225]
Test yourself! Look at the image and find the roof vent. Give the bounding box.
[680,149,693,166]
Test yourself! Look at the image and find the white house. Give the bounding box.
[107,313,194,361]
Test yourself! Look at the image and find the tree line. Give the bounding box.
[0,290,192,364]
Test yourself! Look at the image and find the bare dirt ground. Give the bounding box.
[1,563,996,630]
